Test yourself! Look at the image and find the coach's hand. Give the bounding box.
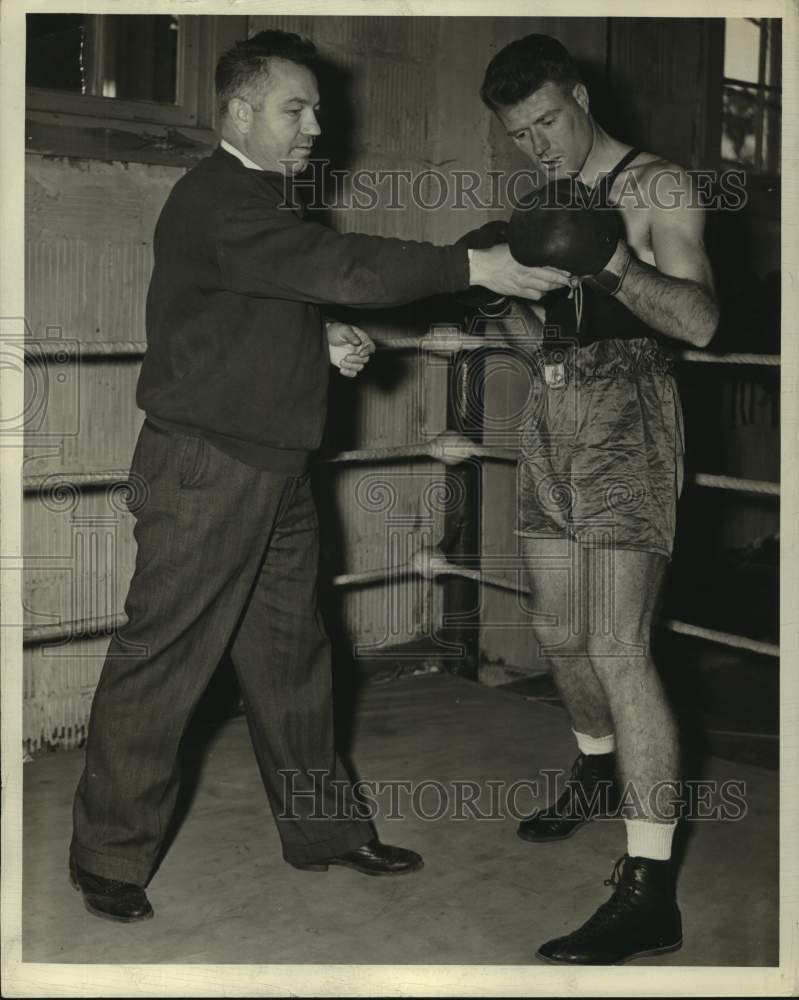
[326,321,376,378]
[468,244,571,301]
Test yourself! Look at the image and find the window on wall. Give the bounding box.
[25,14,247,163]
[26,13,218,130]
[27,14,180,103]
[721,18,781,174]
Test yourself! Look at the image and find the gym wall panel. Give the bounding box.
[24,154,181,750]
[606,17,719,169]
[23,492,136,751]
[25,157,178,342]
[24,638,117,752]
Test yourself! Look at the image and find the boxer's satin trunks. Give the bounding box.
[517,337,684,558]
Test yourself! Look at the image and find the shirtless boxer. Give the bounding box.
[478,34,719,964]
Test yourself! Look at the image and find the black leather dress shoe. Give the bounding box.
[536,854,682,965]
[70,855,154,922]
[518,752,618,843]
[290,838,424,876]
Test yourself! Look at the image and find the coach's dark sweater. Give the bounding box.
[138,145,470,472]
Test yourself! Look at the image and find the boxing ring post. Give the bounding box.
[442,342,483,679]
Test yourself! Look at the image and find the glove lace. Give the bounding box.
[568,279,584,334]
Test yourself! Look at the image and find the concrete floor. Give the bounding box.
[22,672,778,965]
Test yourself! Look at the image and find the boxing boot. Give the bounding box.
[518,752,618,843]
[537,854,682,964]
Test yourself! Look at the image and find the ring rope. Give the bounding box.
[704,729,779,740]
[22,446,777,496]
[325,432,516,466]
[372,333,489,352]
[331,566,418,588]
[26,341,147,360]
[677,350,779,366]
[331,551,781,657]
[686,473,780,496]
[23,338,782,367]
[659,619,779,658]
[23,546,778,658]
[326,443,432,464]
[24,613,126,645]
[23,470,131,493]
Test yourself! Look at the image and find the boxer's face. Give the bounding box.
[498,81,592,179]
[227,58,321,174]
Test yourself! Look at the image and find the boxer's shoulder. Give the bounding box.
[614,154,694,213]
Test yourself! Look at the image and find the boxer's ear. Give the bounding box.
[571,83,590,116]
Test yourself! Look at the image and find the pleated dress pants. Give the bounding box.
[72,420,374,885]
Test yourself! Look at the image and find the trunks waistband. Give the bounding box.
[531,336,675,381]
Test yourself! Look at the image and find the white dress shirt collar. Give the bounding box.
[220,139,264,172]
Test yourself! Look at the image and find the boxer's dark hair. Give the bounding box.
[216,30,318,116]
[480,34,582,111]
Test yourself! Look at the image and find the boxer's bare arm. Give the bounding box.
[613,166,719,347]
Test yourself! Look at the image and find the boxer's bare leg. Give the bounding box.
[582,546,680,821]
[521,535,614,737]
[536,545,683,965]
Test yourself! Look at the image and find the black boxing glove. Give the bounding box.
[508,179,626,292]
[454,220,512,318]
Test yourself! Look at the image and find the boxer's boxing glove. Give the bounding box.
[508,179,630,295]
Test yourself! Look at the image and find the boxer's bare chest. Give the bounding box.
[606,161,660,268]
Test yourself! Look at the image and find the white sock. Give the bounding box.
[625,818,677,861]
[573,729,615,755]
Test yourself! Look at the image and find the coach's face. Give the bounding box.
[228,57,321,174]
[497,80,593,179]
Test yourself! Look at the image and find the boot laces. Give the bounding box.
[569,856,635,940]
[603,854,627,891]
[555,755,591,813]
[569,755,584,782]
[569,753,610,798]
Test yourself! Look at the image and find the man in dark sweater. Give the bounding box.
[69,29,568,922]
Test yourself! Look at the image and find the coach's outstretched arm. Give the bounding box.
[215,190,571,308]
